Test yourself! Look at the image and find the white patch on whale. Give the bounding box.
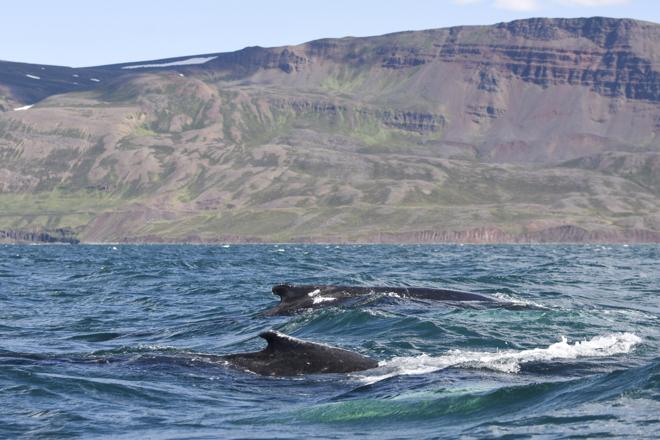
[308,288,336,304]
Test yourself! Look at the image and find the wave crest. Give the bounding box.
[358,333,642,382]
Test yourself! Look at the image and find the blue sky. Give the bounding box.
[3,0,658,67]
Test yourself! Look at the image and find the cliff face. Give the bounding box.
[192,17,660,103]
[352,225,660,244]
[188,16,659,164]
[0,17,658,243]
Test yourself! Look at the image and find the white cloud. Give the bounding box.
[494,0,540,11]
[556,0,630,5]
[558,0,630,7]
[454,0,631,10]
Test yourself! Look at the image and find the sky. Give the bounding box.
[2,0,658,67]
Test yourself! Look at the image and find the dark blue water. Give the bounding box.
[1,244,658,439]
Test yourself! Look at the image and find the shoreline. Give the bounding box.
[2,241,658,246]
[3,225,659,246]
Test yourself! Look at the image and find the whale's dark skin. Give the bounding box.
[221,331,378,376]
[0,331,377,377]
[263,284,496,316]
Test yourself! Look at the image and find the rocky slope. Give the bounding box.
[0,17,658,243]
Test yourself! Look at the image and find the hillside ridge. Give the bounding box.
[0,17,658,243]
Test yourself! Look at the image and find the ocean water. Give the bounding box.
[0,244,658,439]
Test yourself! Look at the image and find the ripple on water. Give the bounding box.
[0,244,657,439]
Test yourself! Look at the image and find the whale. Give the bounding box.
[0,331,376,377]
[263,283,496,316]
[221,330,378,375]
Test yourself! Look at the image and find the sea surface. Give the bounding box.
[0,244,658,439]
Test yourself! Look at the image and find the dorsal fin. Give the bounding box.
[271,284,309,301]
[259,331,307,351]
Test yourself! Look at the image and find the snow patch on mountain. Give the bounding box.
[121,56,217,69]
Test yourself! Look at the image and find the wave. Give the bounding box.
[491,292,551,310]
[298,358,659,427]
[357,332,641,383]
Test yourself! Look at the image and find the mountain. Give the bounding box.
[0,17,659,243]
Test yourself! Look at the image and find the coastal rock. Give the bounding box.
[0,228,79,244]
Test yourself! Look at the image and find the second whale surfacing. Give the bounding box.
[263,284,496,316]
[221,330,378,375]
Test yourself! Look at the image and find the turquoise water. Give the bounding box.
[1,244,658,439]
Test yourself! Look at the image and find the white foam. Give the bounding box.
[13,104,33,111]
[90,78,101,82]
[121,56,217,69]
[356,333,641,383]
[382,291,403,299]
[25,74,40,80]
[492,292,549,309]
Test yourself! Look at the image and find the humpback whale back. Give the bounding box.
[222,331,378,376]
[271,283,315,301]
[264,284,495,315]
